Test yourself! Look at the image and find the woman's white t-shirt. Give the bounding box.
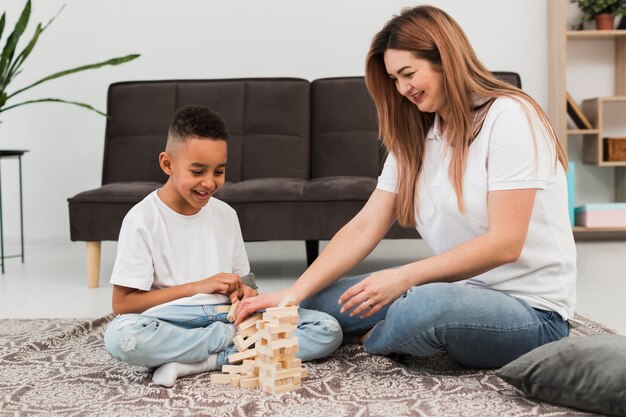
[377,97,576,320]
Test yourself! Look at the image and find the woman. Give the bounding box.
[237,5,575,368]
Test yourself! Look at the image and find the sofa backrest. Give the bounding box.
[102,74,521,185]
[311,77,383,179]
[102,78,310,185]
[310,73,522,180]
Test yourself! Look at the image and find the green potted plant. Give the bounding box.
[572,0,626,30]
[0,0,139,119]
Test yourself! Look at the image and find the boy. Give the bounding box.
[104,106,342,387]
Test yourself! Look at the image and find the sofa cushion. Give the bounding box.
[215,179,306,203]
[67,182,162,241]
[68,182,162,203]
[303,176,376,201]
[496,334,626,416]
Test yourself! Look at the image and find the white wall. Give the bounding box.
[2,0,550,241]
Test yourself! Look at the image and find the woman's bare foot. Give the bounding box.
[358,328,373,345]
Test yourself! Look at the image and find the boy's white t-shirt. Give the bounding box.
[377,97,576,320]
[110,190,250,314]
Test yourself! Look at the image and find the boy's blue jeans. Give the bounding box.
[300,275,570,368]
[104,306,342,368]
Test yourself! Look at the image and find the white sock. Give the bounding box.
[152,354,218,387]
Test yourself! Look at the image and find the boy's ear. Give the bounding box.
[159,151,174,176]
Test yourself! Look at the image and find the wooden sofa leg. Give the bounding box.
[305,240,319,266]
[86,241,101,288]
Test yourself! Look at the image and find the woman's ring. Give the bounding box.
[366,300,374,309]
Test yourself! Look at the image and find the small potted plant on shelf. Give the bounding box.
[0,0,139,121]
[572,0,626,30]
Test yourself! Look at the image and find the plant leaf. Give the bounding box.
[0,13,6,47]
[0,0,31,87]
[41,4,65,32]
[7,53,140,99]
[6,23,42,83]
[0,97,108,117]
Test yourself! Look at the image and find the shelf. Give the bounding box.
[579,97,626,165]
[573,226,626,240]
[567,30,626,39]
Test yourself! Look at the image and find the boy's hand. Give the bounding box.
[192,273,241,297]
[228,284,258,303]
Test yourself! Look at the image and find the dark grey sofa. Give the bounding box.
[68,74,521,287]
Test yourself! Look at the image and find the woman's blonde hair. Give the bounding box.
[365,5,567,227]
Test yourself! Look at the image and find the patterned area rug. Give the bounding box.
[0,314,615,417]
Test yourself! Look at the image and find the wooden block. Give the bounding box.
[263,306,298,319]
[222,362,254,375]
[263,367,305,379]
[265,323,297,335]
[238,331,261,352]
[210,373,232,384]
[228,348,257,363]
[282,358,302,369]
[264,382,301,394]
[240,377,259,388]
[257,351,283,364]
[237,313,263,331]
[283,345,299,355]
[215,305,231,314]
[266,315,298,326]
[278,294,297,307]
[255,360,282,371]
[233,334,246,352]
[268,337,298,350]
[256,343,281,358]
[238,325,257,338]
[227,299,240,322]
[230,375,241,387]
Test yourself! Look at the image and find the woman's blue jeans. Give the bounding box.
[104,305,342,368]
[301,274,569,368]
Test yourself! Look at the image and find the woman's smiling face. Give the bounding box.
[384,49,446,115]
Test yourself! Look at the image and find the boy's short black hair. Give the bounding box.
[167,106,229,146]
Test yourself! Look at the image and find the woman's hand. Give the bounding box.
[338,269,412,319]
[235,289,291,325]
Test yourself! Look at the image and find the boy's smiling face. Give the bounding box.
[159,138,227,215]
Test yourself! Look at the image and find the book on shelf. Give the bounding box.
[566,92,593,130]
[575,203,626,228]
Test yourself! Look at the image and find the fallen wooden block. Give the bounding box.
[210,373,232,384]
[238,325,257,338]
[237,313,263,331]
[262,382,301,394]
[222,362,254,375]
[239,376,260,389]
[228,348,257,363]
[230,375,241,387]
[233,331,261,352]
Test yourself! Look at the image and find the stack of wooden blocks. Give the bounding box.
[210,295,307,393]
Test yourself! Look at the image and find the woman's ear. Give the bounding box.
[159,151,173,176]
